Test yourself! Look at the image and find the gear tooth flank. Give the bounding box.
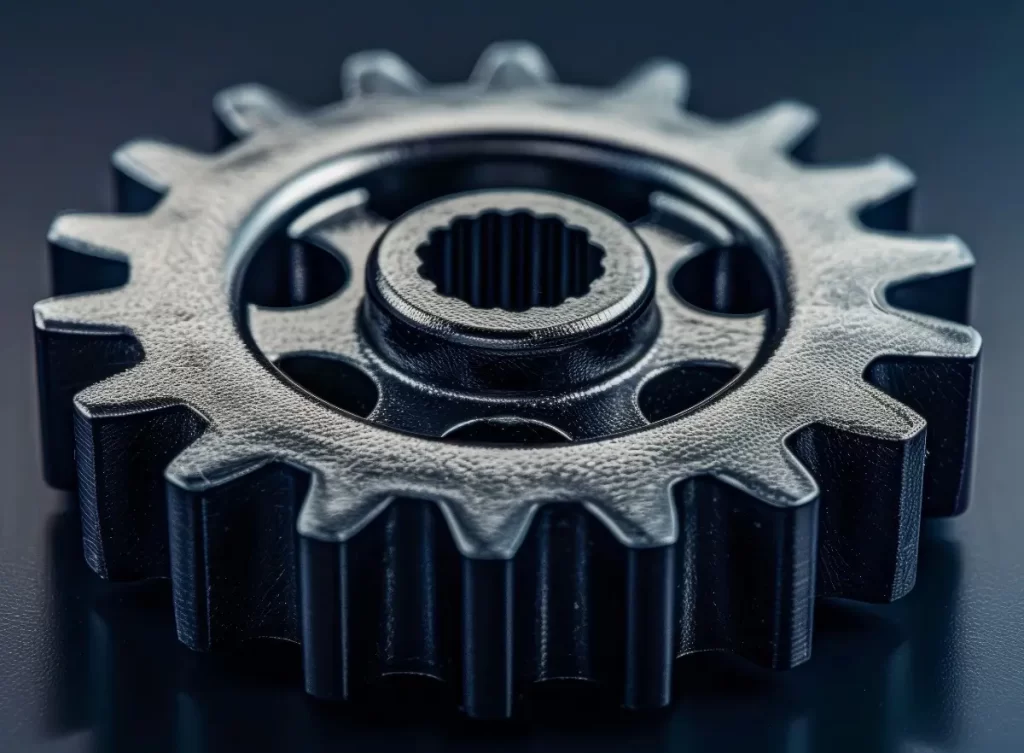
[471,41,556,90]
[167,460,311,651]
[299,534,353,700]
[73,391,206,581]
[34,296,141,488]
[788,400,926,602]
[297,486,457,704]
[341,50,426,98]
[674,475,817,669]
[298,494,454,705]
[213,83,300,145]
[517,506,597,689]
[376,501,455,684]
[878,234,975,326]
[112,139,207,212]
[611,58,689,110]
[518,505,675,711]
[622,545,675,709]
[460,557,516,718]
[868,349,980,517]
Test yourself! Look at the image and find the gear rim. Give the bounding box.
[33,41,981,719]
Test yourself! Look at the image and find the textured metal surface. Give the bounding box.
[31,40,980,720]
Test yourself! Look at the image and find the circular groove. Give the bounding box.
[442,417,570,444]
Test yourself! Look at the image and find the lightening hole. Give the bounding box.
[243,235,348,308]
[638,363,740,422]
[275,355,378,418]
[672,245,772,315]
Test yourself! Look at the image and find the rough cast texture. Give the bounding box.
[33,41,981,719]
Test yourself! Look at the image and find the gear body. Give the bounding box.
[34,42,980,719]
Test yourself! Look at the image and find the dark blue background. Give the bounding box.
[2,1,1023,750]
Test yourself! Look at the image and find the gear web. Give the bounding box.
[34,42,980,719]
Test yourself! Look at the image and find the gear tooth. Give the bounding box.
[296,482,394,702]
[374,501,456,688]
[877,233,974,284]
[166,450,311,651]
[341,50,426,98]
[34,296,142,489]
[721,100,819,156]
[162,429,269,491]
[48,212,143,260]
[213,83,299,144]
[820,155,916,227]
[867,316,981,518]
[33,291,128,333]
[518,506,598,689]
[71,375,206,581]
[611,58,689,110]
[621,544,675,709]
[470,41,557,90]
[586,482,678,550]
[517,504,673,712]
[298,533,356,701]
[112,139,207,211]
[871,234,976,332]
[46,212,135,300]
[863,234,979,359]
[674,472,817,669]
[789,392,927,602]
[878,305,981,361]
[460,557,516,718]
[825,378,926,442]
[73,360,164,412]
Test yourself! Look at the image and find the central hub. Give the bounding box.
[416,209,605,312]
[365,190,657,392]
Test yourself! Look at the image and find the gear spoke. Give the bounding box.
[635,222,766,371]
[249,201,386,362]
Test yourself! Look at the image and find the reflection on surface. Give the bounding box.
[43,505,964,753]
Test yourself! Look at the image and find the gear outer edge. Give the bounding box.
[33,41,981,719]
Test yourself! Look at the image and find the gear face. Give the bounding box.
[34,42,981,719]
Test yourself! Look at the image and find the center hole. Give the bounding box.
[416,210,605,311]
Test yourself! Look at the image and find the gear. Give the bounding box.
[34,41,980,719]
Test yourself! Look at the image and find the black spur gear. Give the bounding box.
[34,41,981,719]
